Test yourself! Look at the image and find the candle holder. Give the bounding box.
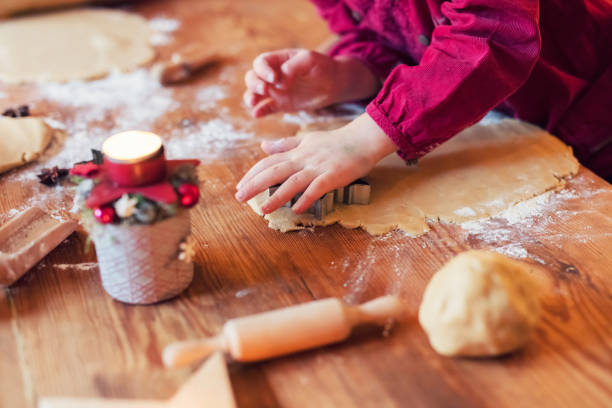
[70,131,200,304]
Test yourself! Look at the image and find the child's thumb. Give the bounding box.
[280,50,317,80]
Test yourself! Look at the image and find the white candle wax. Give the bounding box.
[102,131,163,163]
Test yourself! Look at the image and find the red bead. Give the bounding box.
[94,206,116,224]
[177,183,200,208]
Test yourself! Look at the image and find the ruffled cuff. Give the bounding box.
[366,101,435,162]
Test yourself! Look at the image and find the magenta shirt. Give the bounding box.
[311,0,612,179]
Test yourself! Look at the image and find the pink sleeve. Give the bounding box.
[310,0,410,79]
[366,0,541,160]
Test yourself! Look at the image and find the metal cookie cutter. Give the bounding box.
[268,179,371,220]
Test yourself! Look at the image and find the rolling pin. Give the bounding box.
[154,44,221,86]
[163,295,404,367]
[0,208,77,287]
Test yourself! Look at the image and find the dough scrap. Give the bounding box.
[248,119,579,236]
[0,116,53,174]
[418,250,540,357]
[0,9,153,84]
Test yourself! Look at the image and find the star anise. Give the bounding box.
[37,166,69,186]
[2,105,30,118]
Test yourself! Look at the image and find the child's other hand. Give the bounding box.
[235,114,397,214]
[243,49,379,118]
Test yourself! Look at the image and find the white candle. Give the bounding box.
[102,131,163,163]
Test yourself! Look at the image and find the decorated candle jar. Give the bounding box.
[71,131,200,304]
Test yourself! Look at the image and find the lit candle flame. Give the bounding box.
[102,131,163,163]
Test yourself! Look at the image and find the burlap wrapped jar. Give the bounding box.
[89,210,193,304]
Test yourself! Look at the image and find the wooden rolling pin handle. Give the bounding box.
[162,335,227,368]
[346,295,405,326]
[156,44,221,85]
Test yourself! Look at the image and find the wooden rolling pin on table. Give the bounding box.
[163,295,404,367]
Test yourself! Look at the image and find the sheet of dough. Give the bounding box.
[0,9,153,84]
[248,119,579,236]
[0,1,85,16]
[0,117,53,174]
[0,1,122,17]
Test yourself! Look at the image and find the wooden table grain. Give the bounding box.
[1,1,611,407]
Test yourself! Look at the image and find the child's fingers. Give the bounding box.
[261,170,314,214]
[253,49,300,83]
[236,152,289,190]
[253,54,278,84]
[235,161,301,204]
[243,90,268,108]
[244,70,268,95]
[252,97,278,118]
[261,136,301,154]
[280,50,317,84]
[243,90,258,107]
[291,171,336,213]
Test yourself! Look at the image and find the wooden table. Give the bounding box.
[1,1,611,407]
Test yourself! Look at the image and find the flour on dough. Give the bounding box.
[248,119,579,236]
[0,117,53,174]
[0,9,153,84]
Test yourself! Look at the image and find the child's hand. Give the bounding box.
[235,114,397,213]
[243,49,380,117]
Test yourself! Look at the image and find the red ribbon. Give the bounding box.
[71,159,200,209]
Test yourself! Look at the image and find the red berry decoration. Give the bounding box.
[177,183,200,208]
[94,206,116,224]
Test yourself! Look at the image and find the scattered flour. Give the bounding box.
[149,17,180,32]
[38,69,178,133]
[341,234,410,303]
[234,288,252,298]
[166,118,253,158]
[6,208,19,217]
[43,118,66,130]
[148,17,180,45]
[8,69,179,180]
[460,177,610,263]
[493,243,529,259]
[0,208,21,223]
[340,174,610,300]
[341,244,379,303]
[197,85,228,110]
[2,59,258,221]
[454,207,476,217]
[51,262,98,271]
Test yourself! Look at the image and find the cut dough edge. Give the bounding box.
[247,118,579,236]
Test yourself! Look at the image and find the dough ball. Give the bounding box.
[418,250,540,357]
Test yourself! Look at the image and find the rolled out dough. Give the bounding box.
[0,9,153,84]
[0,116,53,174]
[0,1,91,16]
[248,119,579,236]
